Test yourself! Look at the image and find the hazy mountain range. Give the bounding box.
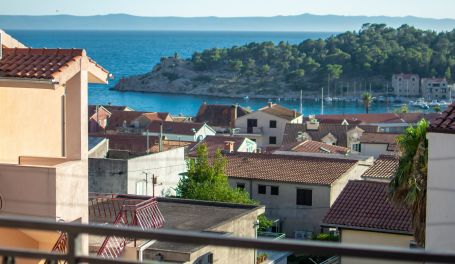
[1,13,454,32]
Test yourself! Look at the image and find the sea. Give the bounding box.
[9,30,394,116]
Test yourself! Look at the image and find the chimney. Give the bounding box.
[293,110,297,118]
[306,115,320,130]
[231,104,238,128]
[224,141,235,153]
[268,102,273,108]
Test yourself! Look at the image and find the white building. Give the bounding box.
[359,132,399,158]
[421,77,450,100]
[391,73,420,97]
[143,121,216,142]
[426,102,455,252]
[235,103,302,148]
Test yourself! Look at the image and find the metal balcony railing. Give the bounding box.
[1,215,455,264]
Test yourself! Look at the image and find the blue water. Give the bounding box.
[9,30,392,115]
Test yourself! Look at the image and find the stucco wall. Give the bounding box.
[228,178,331,236]
[235,111,294,147]
[88,139,109,158]
[330,163,369,206]
[126,147,186,196]
[426,132,455,252]
[0,83,65,163]
[341,229,414,264]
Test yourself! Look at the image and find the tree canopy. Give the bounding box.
[190,24,455,92]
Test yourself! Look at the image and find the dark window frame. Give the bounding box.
[258,185,266,194]
[271,186,279,195]
[296,189,312,206]
[237,183,246,190]
[269,120,277,128]
[269,136,277,145]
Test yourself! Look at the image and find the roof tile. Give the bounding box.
[362,155,399,180]
[429,102,455,133]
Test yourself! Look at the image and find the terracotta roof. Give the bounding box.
[224,153,357,185]
[106,110,170,130]
[280,140,350,155]
[195,104,249,128]
[315,112,439,124]
[429,102,455,134]
[100,134,189,154]
[189,135,249,156]
[0,48,108,81]
[362,155,399,180]
[360,132,400,151]
[283,123,378,147]
[146,121,209,136]
[323,181,412,234]
[259,103,301,121]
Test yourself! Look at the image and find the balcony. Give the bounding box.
[235,127,264,136]
[0,215,455,264]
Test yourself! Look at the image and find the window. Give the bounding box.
[269,136,277,145]
[352,143,361,152]
[258,185,266,194]
[271,186,279,195]
[269,120,277,128]
[296,189,312,206]
[237,183,245,190]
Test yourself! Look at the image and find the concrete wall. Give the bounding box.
[360,143,394,158]
[341,229,414,264]
[89,158,128,194]
[0,82,65,163]
[88,138,109,158]
[89,148,186,197]
[126,147,186,197]
[426,132,455,252]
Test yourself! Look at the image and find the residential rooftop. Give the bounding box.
[279,140,350,155]
[429,102,455,134]
[314,112,440,125]
[194,103,249,128]
[323,180,412,234]
[362,154,399,180]
[106,110,171,130]
[259,103,301,121]
[224,153,357,185]
[188,135,249,156]
[360,132,400,151]
[283,123,378,147]
[146,120,209,136]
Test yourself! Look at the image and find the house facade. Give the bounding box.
[359,132,399,158]
[426,102,455,253]
[223,153,369,236]
[392,73,420,97]
[323,181,414,264]
[235,103,302,148]
[0,29,110,260]
[421,77,450,100]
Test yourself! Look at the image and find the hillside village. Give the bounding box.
[1,28,455,264]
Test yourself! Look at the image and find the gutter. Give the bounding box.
[321,223,413,236]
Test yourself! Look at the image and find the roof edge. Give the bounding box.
[321,223,413,236]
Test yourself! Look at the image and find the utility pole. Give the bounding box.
[159,122,163,152]
[321,87,324,115]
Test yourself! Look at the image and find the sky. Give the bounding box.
[2,0,455,19]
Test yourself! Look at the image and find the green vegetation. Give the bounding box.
[389,119,429,246]
[361,92,373,113]
[190,24,455,92]
[312,233,340,242]
[176,144,254,204]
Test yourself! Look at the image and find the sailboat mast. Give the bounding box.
[321,87,324,115]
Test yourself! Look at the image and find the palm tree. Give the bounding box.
[362,92,373,113]
[389,119,429,246]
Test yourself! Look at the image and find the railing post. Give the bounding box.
[67,232,81,264]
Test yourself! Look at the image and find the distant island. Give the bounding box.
[1,13,455,32]
[114,24,455,98]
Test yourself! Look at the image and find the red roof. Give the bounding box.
[106,110,171,130]
[224,153,357,185]
[315,112,439,124]
[323,181,412,234]
[146,121,209,136]
[360,132,400,151]
[189,135,249,156]
[429,102,455,133]
[362,155,399,180]
[280,140,350,155]
[195,104,249,128]
[0,48,107,80]
[259,103,301,121]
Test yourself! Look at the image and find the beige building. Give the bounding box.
[223,153,370,236]
[392,73,420,97]
[426,102,455,253]
[0,30,110,262]
[359,132,399,158]
[235,103,303,149]
[323,181,414,264]
[421,77,450,100]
